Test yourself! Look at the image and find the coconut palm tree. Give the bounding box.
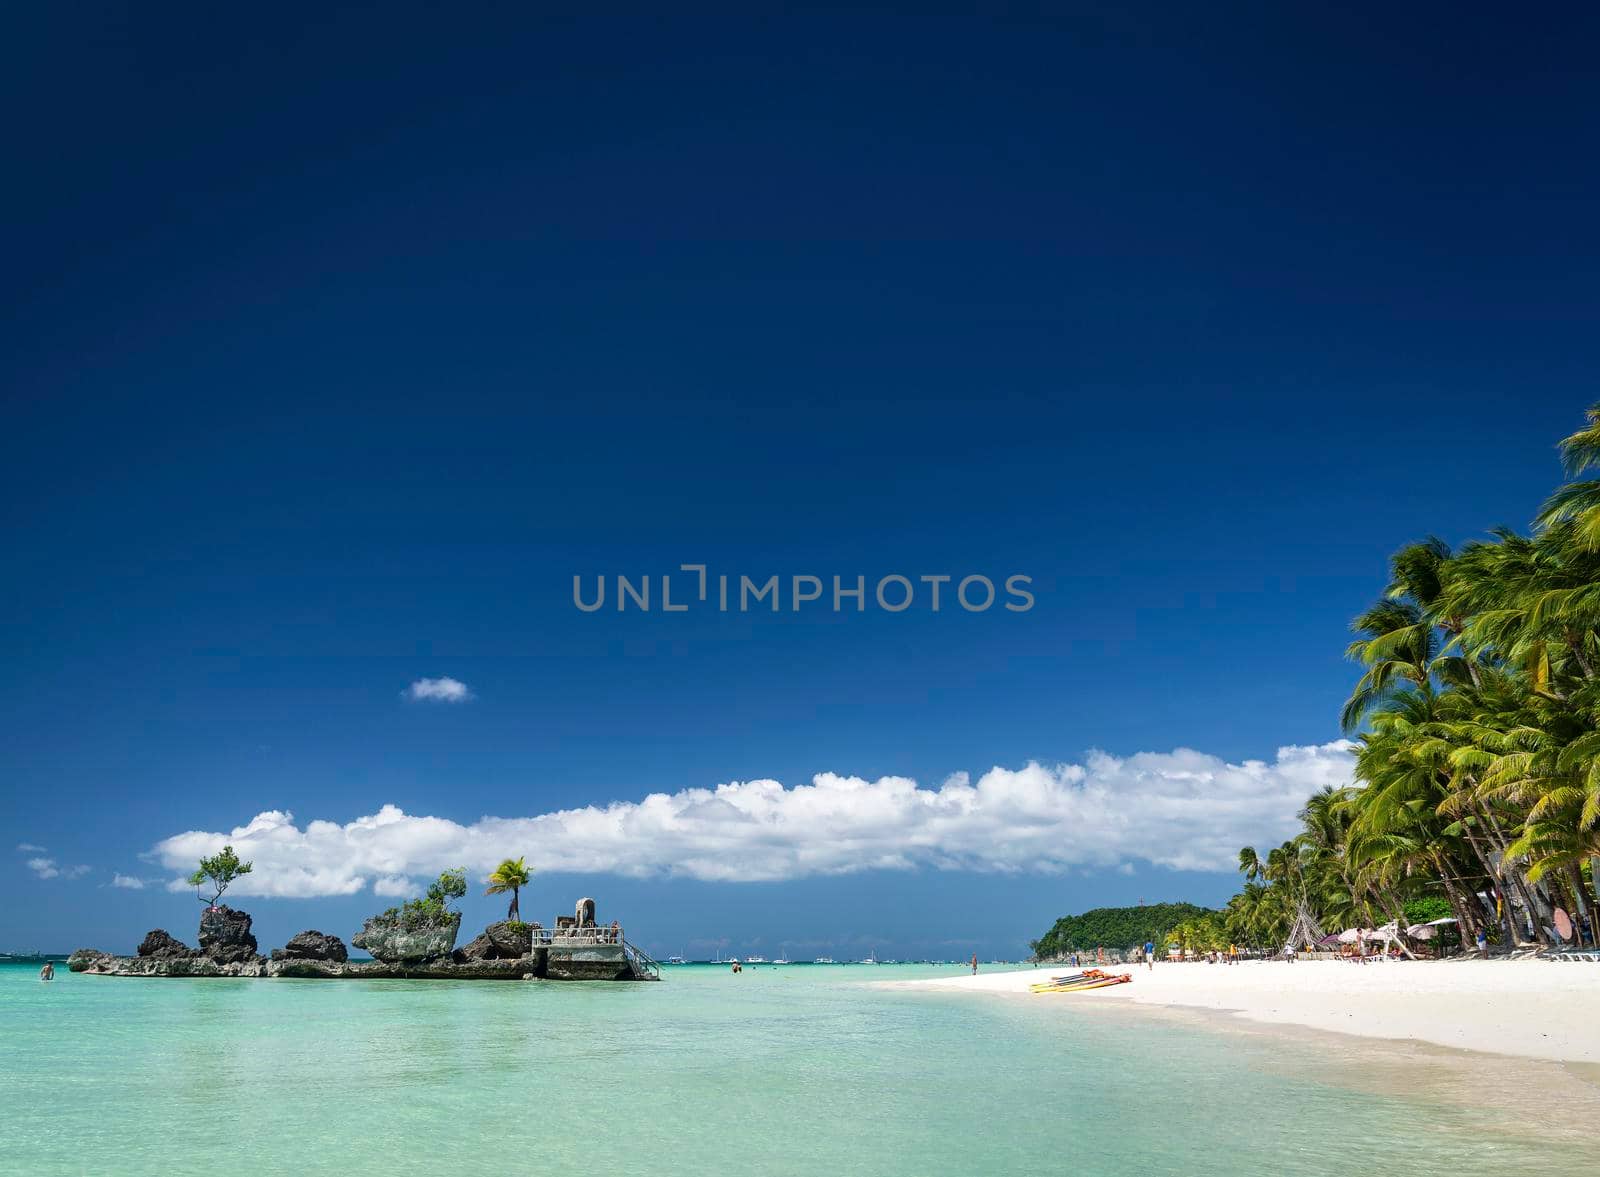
[485,856,532,922]
[1537,401,1600,550]
[1341,600,1436,732]
[1220,403,1600,955]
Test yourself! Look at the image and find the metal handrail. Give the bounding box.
[528,927,626,947]
[623,940,660,980]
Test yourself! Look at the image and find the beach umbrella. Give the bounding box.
[1554,909,1573,941]
[1405,923,1436,939]
[1424,917,1457,926]
[1337,928,1362,943]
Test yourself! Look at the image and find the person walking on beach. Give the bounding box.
[1143,940,1154,971]
[1476,927,1489,956]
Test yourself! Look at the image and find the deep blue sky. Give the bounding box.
[4,3,1598,957]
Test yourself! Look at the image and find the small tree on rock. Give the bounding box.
[189,845,253,908]
[428,867,467,909]
[485,856,532,922]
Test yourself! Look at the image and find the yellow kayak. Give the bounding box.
[1028,969,1103,991]
[1034,972,1131,993]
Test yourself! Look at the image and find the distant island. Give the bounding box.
[1031,902,1219,959]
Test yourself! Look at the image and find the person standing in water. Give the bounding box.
[970,953,978,975]
[39,961,54,981]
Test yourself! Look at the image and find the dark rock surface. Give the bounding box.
[485,920,534,957]
[67,945,650,981]
[351,911,461,962]
[270,930,348,963]
[198,905,260,964]
[137,929,197,959]
[68,948,113,972]
[69,951,266,977]
[454,921,534,963]
[267,956,531,980]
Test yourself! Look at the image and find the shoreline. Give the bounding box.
[876,959,1600,1065]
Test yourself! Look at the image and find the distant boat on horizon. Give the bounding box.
[813,956,835,964]
[859,950,879,965]
[745,954,768,964]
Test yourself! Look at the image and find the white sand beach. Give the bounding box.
[881,960,1600,1063]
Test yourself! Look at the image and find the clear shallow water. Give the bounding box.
[0,961,1579,1175]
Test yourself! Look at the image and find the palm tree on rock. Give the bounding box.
[485,856,532,922]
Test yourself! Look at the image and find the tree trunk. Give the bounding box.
[1560,865,1588,946]
[1580,863,1593,946]
[1463,825,1519,947]
[1562,862,1600,946]
[1565,629,1596,679]
[1477,808,1549,946]
[1437,868,1478,950]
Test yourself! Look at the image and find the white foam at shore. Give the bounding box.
[876,959,1600,1063]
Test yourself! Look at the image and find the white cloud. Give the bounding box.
[372,875,416,898]
[403,677,472,703]
[111,874,147,889]
[20,845,89,880]
[146,742,1354,897]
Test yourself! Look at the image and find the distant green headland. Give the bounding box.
[1030,902,1218,958]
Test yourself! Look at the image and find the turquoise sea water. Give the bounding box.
[0,961,1581,1175]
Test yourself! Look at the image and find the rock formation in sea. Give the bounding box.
[265,956,532,979]
[65,895,651,981]
[455,920,537,962]
[198,905,261,964]
[137,929,197,959]
[270,929,349,963]
[351,910,461,962]
[68,947,267,977]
